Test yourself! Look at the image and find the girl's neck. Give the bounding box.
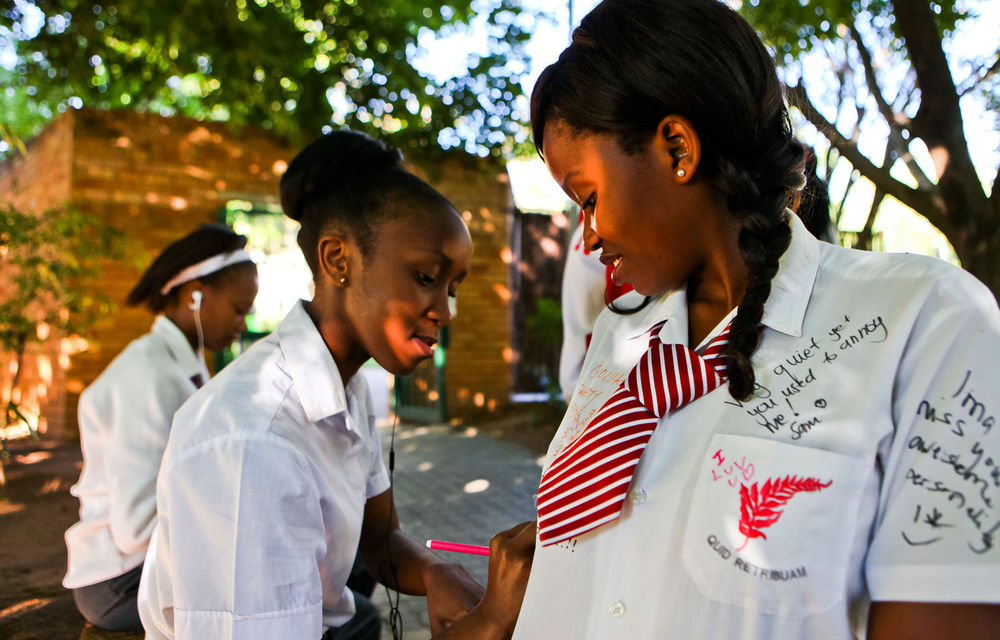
[684,208,748,346]
[302,296,368,383]
[163,307,200,352]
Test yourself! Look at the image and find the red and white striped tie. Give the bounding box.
[537,320,731,546]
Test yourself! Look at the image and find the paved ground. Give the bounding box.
[370,422,543,639]
[0,421,545,640]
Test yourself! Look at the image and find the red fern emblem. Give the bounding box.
[736,475,832,551]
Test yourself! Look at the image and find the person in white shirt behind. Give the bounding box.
[516,0,1000,638]
[63,224,259,632]
[558,214,633,401]
[138,129,535,640]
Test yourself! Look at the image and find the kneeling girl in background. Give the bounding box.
[64,224,259,631]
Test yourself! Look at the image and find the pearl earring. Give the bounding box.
[339,276,348,285]
[677,169,687,178]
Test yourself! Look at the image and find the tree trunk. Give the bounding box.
[953,235,1000,302]
[854,193,884,252]
[892,0,1000,299]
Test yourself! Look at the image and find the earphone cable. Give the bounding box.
[380,412,403,640]
[193,307,206,367]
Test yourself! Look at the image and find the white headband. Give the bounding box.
[159,249,254,295]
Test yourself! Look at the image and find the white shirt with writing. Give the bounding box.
[138,301,390,639]
[514,214,1000,639]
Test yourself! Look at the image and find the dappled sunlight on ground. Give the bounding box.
[463,479,490,493]
[13,451,51,465]
[0,597,52,620]
[40,477,64,494]
[0,501,26,515]
[0,437,88,638]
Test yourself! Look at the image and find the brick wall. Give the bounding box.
[1,108,513,438]
[420,159,515,416]
[56,108,296,438]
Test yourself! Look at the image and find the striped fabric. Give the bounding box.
[537,319,731,546]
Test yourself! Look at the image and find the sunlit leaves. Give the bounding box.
[740,0,964,59]
[1,0,536,158]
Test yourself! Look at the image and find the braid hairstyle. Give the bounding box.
[279,129,456,277]
[530,0,805,401]
[126,223,252,313]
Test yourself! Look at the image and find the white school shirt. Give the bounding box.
[138,300,390,640]
[64,316,208,589]
[560,220,634,401]
[559,221,611,402]
[514,214,1000,639]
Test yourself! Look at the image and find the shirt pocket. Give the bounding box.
[681,433,870,617]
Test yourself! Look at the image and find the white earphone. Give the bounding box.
[189,289,203,311]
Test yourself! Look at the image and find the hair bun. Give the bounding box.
[280,129,403,222]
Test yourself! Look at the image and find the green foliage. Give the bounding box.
[524,296,562,350]
[0,0,535,158]
[0,204,130,445]
[741,0,964,59]
[0,204,129,352]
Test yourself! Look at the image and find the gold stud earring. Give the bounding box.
[339,276,348,285]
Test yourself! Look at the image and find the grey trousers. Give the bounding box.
[74,565,380,638]
[71,563,143,631]
[323,590,382,640]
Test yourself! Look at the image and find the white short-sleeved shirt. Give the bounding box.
[64,316,208,589]
[138,301,390,640]
[559,220,633,401]
[514,214,1000,639]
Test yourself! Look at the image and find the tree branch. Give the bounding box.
[785,80,947,228]
[991,165,1000,210]
[849,23,933,190]
[835,168,859,227]
[849,24,911,132]
[958,57,1000,97]
[891,0,968,158]
[856,145,894,250]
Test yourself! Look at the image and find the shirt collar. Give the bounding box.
[152,315,209,379]
[759,212,819,338]
[621,290,688,341]
[623,211,818,341]
[276,300,351,423]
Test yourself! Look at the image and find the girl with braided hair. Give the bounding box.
[518,0,1000,638]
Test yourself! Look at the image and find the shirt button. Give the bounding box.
[629,488,647,505]
[609,600,626,618]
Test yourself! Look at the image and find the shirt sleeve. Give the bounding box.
[866,267,1000,602]
[105,365,193,556]
[159,434,326,639]
[361,381,391,499]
